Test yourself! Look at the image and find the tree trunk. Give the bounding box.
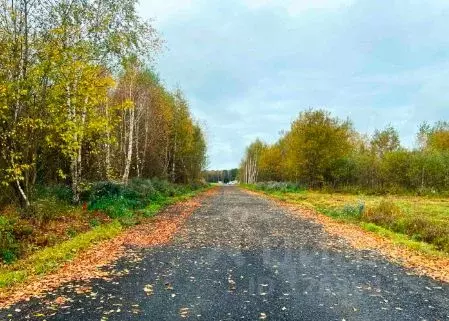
[122,106,134,184]
[14,179,30,207]
[70,156,79,204]
[135,105,141,178]
[105,101,112,180]
[171,132,177,183]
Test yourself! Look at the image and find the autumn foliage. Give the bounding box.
[0,1,207,206]
[241,109,449,194]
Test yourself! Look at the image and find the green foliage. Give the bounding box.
[126,179,157,200]
[66,228,78,238]
[0,217,19,264]
[87,179,204,222]
[89,219,101,228]
[362,203,449,252]
[250,186,449,254]
[0,0,206,208]
[255,181,305,193]
[371,126,401,157]
[150,178,180,197]
[34,185,73,204]
[321,202,365,220]
[88,182,124,200]
[241,110,449,194]
[0,221,123,288]
[360,223,442,256]
[140,203,164,218]
[362,200,403,228]
[88,197,136,219]
[204,168,239,183]
[19,197,74,225]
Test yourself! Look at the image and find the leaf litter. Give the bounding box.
[0,188,218,309]
[245,189,449,283]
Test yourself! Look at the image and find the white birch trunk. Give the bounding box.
[122,106,134,184]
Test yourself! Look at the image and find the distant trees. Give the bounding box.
[204,169,239,183]
[240,110,353,187]
[0,0,207,207]
[241,109,449,193]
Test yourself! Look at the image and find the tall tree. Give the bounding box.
[371,125,401,158]
[284,109,353,187]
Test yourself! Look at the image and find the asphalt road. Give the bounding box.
[2,186,449,320]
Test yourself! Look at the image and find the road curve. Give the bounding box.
[1,186,448,320]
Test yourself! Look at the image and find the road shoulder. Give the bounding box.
[0,188,218,309]
[241,187,449,284]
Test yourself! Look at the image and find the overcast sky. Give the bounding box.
[138,0,449,170]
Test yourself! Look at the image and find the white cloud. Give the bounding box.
[138,0,196,25]
[137,0,449,168]
[242,0,354,14]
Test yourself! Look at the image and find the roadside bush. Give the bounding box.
[341,202,365,218]
[89,181,124,201]
[34,185,73,204]
[20,198,68,224]
[362,200,449,252]
[321,202,365,220]
[126,179,157,200]
[402,217,449,251]
[151,178,178,196]
[87,181,141,217]
[362,200,403,228]
[88,197,136,219]
[189,180,208,190]
[87,179,201,220]
[0,217,19,264]
[89,219,101,228]
[256,181,305,193]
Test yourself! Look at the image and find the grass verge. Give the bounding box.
[0,186,209,290]
[242,184,449,257]
[0,221,122,288]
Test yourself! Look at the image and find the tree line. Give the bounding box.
[203,169,238,183]
[0,0,207,207]
[240,109,449,193]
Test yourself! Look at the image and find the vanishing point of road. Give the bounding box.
[1,186,448,320]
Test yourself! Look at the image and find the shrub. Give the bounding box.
[413,221,449,251]
[0,217,19,264]
[341,202,365,218]
[362,201,449,252]
[88,197,136,219]
[151,178,178,196]
[321,202,365,220]
[362,200,403,228]
[255,181,305,193]
[125,179,158,200]
[34,185,73,204]
[19,198,65,224]
[89,218,101,228]
[89,181,124,201]
[66,227,78,238]
[87,178,201,220]
[189,180,207,190]
[13,221,34,240]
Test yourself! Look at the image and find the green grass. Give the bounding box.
[244,184,449,255]
[360,223,443,256]
[0,221,123,288]
[0,183,210,289]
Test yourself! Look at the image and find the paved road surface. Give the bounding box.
[1,187,448,320]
